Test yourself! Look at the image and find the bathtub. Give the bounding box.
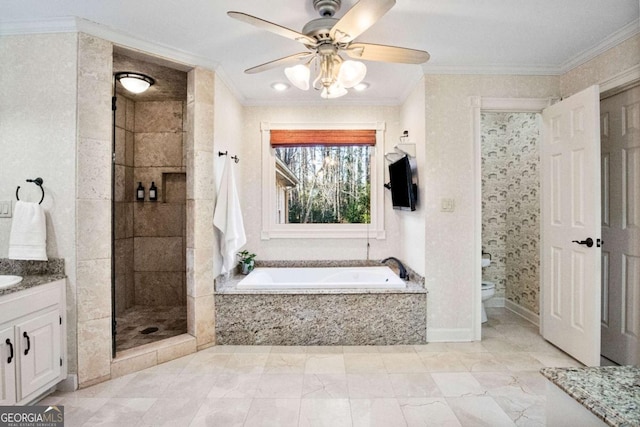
[236,266,406,290]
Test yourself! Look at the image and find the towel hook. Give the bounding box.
[16,178,45,204]
[218,151,240,163]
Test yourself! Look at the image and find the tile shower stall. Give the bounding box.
[481,112,541,315]
[113,89,187,351]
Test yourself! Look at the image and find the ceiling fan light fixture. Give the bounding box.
[337,60,366,88]
[321,82,348,99]
[284,64,310,90]
[115,72,155,94]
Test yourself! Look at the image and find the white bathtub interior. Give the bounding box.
[237,266,406,289]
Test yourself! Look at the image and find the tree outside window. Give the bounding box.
[275,145,371,224]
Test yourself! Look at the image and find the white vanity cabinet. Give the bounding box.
[0,279,66,405]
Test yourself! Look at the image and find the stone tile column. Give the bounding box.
[75,33,114,387]
[186,67,215,349]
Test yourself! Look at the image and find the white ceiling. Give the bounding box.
[1,0,638,105]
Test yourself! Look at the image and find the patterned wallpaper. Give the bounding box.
[481,112,540,315]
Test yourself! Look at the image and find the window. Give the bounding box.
[275,145,372,224]
[261,122,386,239]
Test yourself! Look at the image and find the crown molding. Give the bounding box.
[0,17,221,72]
[0,16,407,107]
[0,16,79,34]
[419,19,640,77]
[242,95,403,107]
[560,18,640,74]
[3,15,637,105]
[421,63,561,76]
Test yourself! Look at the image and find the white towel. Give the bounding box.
[213,157,246,275]
[8,201,47,261]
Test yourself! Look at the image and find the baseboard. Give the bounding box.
[57,374,78,392]
[427,328,476,342]
[505,299,540,326]
[485,296,505,307]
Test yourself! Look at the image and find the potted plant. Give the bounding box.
[237,250,256,274]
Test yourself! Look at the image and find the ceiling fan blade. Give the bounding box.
[228,11,317,47]
[346,43,430,64]
[330,0,396,43]
[244,52,313,74]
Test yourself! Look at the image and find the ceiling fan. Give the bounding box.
[228,0,430,98]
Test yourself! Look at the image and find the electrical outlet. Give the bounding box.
[0,200,12,218]
[441,198,455,212]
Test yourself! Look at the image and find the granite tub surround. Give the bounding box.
[216,293,426,345]
[215,260,427,345]
[0,258,66,295]
[541,366,640,426]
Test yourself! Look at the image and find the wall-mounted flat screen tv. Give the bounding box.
[388,155,418,211]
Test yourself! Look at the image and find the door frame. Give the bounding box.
[470,64,640,341]
[471,97,553,340]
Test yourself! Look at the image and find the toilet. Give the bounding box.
[481,281,495,323]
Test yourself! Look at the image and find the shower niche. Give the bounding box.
[113,51,188,352]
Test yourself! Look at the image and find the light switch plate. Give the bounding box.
[0,200,12,218]
[441,198,455,212]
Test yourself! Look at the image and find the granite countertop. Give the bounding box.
[0,258,66,297]
[0,274,67,297]
[541,366,640,427]
[216,260,427,295]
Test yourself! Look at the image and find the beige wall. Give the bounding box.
[560,33,640,97]
[240,105,402,262]
[212,75,244,276]
[422,74,559,339]
[399,78,427,275]
[0,32,81,373]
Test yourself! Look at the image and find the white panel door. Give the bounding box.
[541,85,602,366]
[601,84,640,365]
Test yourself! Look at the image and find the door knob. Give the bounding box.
[572,238,594,248]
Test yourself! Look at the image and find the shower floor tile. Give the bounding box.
[115,305,187,351]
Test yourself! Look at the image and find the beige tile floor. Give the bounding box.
[41,308,581,426]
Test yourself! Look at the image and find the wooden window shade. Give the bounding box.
[270,129,376,147]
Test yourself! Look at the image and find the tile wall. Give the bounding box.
[115,97,187,313]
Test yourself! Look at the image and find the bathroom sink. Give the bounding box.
[482,258,491,268]
[0,275,23,289]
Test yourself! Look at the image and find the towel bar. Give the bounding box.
[16,178,45,204]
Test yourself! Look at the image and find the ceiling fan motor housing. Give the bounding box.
[302,17,339,42]
[313,0,341,17]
